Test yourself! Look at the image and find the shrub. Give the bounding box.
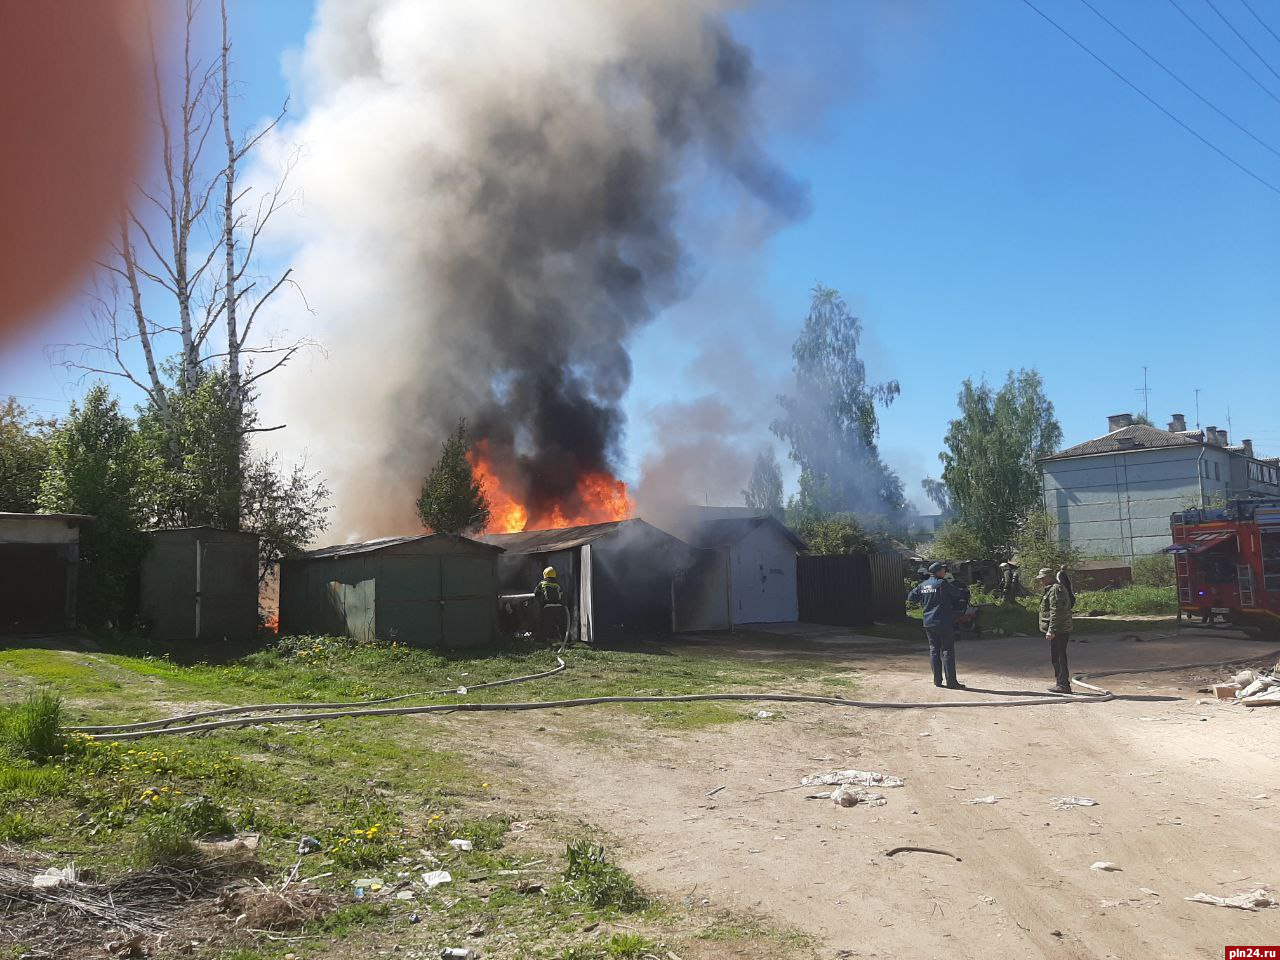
[135,817,198,867]
[0,812,44,843]
[1075,585,1176,616]
[558,840,647,912]
[1131,552,1175,588]
[1011,511,1081,573]
[173,795,235,837]
[925,521,985,562]
[0,690,70,762]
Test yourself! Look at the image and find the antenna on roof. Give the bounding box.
[1136,366,1150,420]
[1227,406,1233,440]
[1194,388,1201,430]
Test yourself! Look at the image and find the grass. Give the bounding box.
[0,633,855,958]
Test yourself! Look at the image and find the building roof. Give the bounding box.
[683,515,807,551]
[291,533,502,560]
[478,519,634,555]
[1040,424,1206,462]
[0,511,93,525]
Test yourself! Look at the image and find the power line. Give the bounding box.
[1019,0,1280,196]
[1165,0,1280,108]
[1202,0,1280,83]
[1239,0,1280,48]
[1076,0,1280,160]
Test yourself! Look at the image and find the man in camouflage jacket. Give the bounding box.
[1037,567,1074,693]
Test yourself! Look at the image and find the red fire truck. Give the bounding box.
[1168,497,1280,636]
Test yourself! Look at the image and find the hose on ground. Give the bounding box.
[66,656,569,734]
[71,639,1280,743]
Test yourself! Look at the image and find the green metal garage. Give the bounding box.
[278,534,502,649]
[139,527,260,644]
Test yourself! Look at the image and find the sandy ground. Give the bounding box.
[458,626,1280,960]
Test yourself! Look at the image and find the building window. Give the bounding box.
[1213,461,1220,481]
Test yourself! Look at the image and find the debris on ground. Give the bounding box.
[802,769,906,789]
[449,838,474,852]
[1185,887,1277,911]
[831,784,887,807]
[884,846,961,861]
[1207,664,1280,706]
[964,796,999,804]
[754,710,776,719]
[297,835,322,855]
[422,870,453,889]
[1050,796,1099,810]
[1090,862,1122,872]
[31,864,76,889]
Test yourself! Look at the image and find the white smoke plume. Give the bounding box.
[258,0,806,537]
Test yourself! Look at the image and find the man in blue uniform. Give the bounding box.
[907,561,969,689]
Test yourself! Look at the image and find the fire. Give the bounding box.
[468,445,529,534]
[467,442,633,534]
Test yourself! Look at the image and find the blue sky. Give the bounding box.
[4,0,1279,511]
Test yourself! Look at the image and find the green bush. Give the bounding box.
[135,817,198,867]
[172,795,235,837]
[0,690,70,762]
[925,520,986,562]
[558,840,647,912]
[1075,585,1177,616]
[1130,552,1175,588]
[0,812,45,843]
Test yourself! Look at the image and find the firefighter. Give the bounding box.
[906,561,969,689]
[1037,567,1075,693]
[534,566,568,644]
[999,561,1019,604]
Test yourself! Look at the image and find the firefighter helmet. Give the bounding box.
[542,567,557,579]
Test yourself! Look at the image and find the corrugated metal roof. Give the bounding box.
[478,519,632,554]
[1040,424,1205,461]
[0,511,93,525]
[684,515,807,551]
[291,533,502,560]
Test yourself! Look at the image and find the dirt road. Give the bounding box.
[463,627,1280,959]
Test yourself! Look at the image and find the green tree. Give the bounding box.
[137,368,330,582]
[0,399,52,513]
[772,284,904,518]
[38,385,147,628]
[1010,510,1081,574]
[926,520,985,563]
[935,369,1061,556]
[416,419,490,535]
[789,511,875,555]
[742,449,784,520]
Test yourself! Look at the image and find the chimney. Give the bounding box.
[1217,427,1229,447]
[1243,439,1254,458]
[1206,425,1221,446]
[1168,413,1186,432]
[1108,413,1134,432]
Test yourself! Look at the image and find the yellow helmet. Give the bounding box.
[542,566,557,579]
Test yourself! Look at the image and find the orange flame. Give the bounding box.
[468,445,528,533]
[467,442,632,533]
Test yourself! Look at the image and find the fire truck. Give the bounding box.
[1168,497,1280,636]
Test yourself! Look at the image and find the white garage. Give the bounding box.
[685,516,804,625]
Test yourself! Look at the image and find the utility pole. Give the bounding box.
[1136,366,1151,420]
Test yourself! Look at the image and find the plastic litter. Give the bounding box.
[395,889,415,900]
[1090,862,1122,872]
[456,686,468,695]
[802,769,905,789]
[1185,888,1277,911]
[441,948,475,959]
[754,710,775,719]
[831,783,887,807]
[449,838,474,852]
[31,865,76,889]
[1050,796,1098,810]
[422,870,453,889]
[964,796,999,804]
[297,835,322,855]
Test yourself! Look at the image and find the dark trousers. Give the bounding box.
[926,628,958,686]
[539,603,568,643]
[1050,632,1072,688]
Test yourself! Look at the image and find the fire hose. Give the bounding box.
[66,638,1280,743]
